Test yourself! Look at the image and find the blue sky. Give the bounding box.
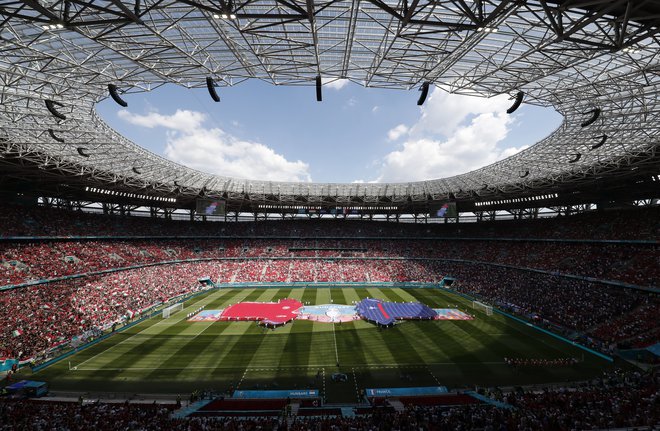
[96,80,562,183]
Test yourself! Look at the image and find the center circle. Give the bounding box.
[326,307,341,319]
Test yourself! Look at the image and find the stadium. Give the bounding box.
[0,0,658,429]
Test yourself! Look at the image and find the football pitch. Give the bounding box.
[31,286,612,402]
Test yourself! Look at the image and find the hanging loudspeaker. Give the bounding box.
[45,100,67,120]
[580,108,600,127]
[417,82,430,106]
[316,75,322,102]
[48,129,64,143]
[206,77,220,102]
[590,134,608,150]
[568,153,582,163]
[507,91,524,114]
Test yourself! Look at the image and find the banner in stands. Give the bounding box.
[365,386,448,397]
[232,389,319,399]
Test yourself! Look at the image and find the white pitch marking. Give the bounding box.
[72,289,231,370]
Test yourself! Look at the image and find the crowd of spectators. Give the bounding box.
[1,258,657,362]
[0,400,282,431]
[0,262,218,360]
[1,203,659,240]
[2,238,657,288]
[590,295,660,348]
[447,263,642,332]
[1,369,657,430]
[445,262,659,350]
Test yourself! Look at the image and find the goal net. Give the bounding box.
[162,303,183,318]
[472,301,493,316]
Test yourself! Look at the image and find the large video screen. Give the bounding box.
[196,199,226,216]
[429,201,457,218]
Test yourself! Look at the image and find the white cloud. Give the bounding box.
[409,89,511,137]
[376,89,526,182]
[118,109,311,182]
[118,109,205,131]
[322,78,349,90]
[387,124,409,141]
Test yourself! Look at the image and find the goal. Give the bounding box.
[472,301,493,316]
[162,303,183,318]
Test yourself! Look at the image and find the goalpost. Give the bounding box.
[472,300,493,316]
[162,303,183,318]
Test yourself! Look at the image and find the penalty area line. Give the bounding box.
[236,368,249,389]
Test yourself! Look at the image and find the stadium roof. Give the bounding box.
[0,0,659,207]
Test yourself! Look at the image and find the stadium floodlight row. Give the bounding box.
[0,0,659,211]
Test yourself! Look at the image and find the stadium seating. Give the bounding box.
[2,238,657,287]
[0,262,218,360]
[2,204,659,240]
[0,369,656,430]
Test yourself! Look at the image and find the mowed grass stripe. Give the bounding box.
[365,288,429,365]
[332,288,369,367]
[336,288,397,365]
[72,289,224,370]
[336,287,440,391]
[384,289,492,381]
[247,287,307,368]
[408,288,602,382]
[140,288,257,380]
[402,289,518,364]
[270,288,316,367]
[376,288,454,363]
[183,288,278,375]
[35,285,613,397]
[124,289,250,370]
[72,289,242,383]
[409,289,574,360]
[171,288,272,381]
[389,288,506,362]
[299,289,339,368]
[300,286,319,305]
[373,288,492,371]
[208,287,295,381]
[32,290,221,385]
[113,288,260,389]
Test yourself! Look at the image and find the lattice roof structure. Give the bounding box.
[0,0,659,208]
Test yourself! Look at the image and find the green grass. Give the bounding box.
[26,286,613,402]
